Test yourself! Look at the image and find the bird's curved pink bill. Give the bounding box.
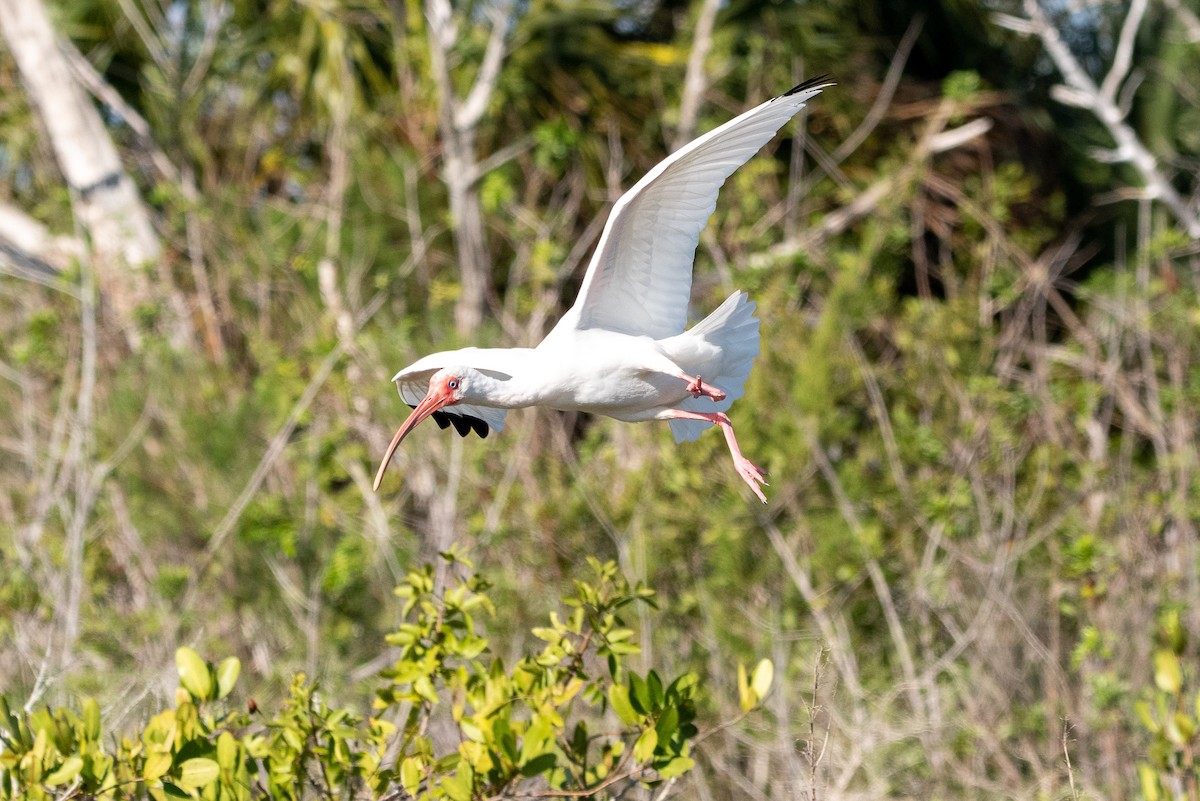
[372,384,454,491]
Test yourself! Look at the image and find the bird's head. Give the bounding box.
[372,367,472,491]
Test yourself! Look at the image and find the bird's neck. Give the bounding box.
[464,348,548,409]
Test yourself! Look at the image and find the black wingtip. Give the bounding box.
[444,412,488,438]
[782,74,834,98]
[408,404,490,439]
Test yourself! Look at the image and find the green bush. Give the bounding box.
[0,554,770,800]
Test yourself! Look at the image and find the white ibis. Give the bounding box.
[375,77,831,503]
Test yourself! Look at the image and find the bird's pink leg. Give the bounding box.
[681,374,726,402]
[661,409,768,503]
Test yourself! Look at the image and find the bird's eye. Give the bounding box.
[448,379,459,389]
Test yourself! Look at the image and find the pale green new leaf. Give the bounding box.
[177,757,220,789]
[175,647,213,701]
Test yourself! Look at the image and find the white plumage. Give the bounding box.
[375,78,832,503]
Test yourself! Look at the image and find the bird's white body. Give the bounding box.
[376,78,832,502]
[393,290,756,424]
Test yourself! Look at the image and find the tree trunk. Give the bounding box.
[424,0,508,336]
[0,0,184,347]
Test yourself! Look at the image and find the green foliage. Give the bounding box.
[1136,611,1200,801]
[0,557,760,799]
[2,1,1200,799]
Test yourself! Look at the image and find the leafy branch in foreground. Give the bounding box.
[0,553,773,800]
[1135,609,1200,801]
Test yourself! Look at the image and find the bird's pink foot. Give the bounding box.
[686,375,726,402]
[735,456,769,504]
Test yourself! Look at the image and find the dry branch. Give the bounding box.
[996,0,1200,237]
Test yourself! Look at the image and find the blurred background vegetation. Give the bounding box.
[1,0,1199,797]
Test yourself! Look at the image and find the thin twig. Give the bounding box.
[1061,719,1078,801]
[832,13,925,164]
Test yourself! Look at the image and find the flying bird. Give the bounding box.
[374,77,831,503]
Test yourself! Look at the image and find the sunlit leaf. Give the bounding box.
[43,756,83,786]
[177,757,220,789]
[1139,763,1162,801]
[400,757,423,796]
[657,755,695,779]
[175,648,213,701]
[609,684,638,725]
[751,659,774,700]
[1155,650,1182,694]
[216,657,241,700]
[144,752,172,781]
[216,731,238,772]
[82,697,100,742]
[633,728,658,763]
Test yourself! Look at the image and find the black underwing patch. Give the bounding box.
[410,405,490,439]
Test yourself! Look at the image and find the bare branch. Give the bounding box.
[61,35,179,182]
[113,0,170,70]
[928,117,993,153]
[468,135,535,185]
[753,107,990,266]
[1162,0,1200,42]
[181,0,226,98]
[0,203,82,269]
[1099,0,1147,103]
[672,0,722,151]
[455,6,508,132]
[832,13,925,164]
[1011,0,1200,237]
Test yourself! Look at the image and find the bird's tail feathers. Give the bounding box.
[669,291,760,443]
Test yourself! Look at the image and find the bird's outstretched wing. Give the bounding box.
[554,77,831,341]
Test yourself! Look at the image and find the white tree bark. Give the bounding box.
[996,0,1200,238]
[425,0,509,335]
[0,0,172,345]
[672,0,722,151]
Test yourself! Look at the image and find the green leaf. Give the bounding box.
[1135,701,1159,733]
[609,684,639,725]
[494,717,518,763]
[633,728,658,763]
[570,722,588,757]
[161,781,190,798]
[657,755,695,779]
[144,752,173,781]
[177,757,220,789]
[647,671,664,710]
[737,663,755,712]
[1165,713,1192,746]
[413,676,439,704]
[216,731,238,771]
[175,648,213,701]
[216,657,241,700]
[629,673,650,715]
[751,659,774,700]
[441,766,473,801]
[1154,650,1182,694]
[1174,712,1196,741]
[400,757,423,796]
[1139,763,1162,801]
[520,752,557,777]
[655,706,679,742]
[82,697,101,742]
[43,756,83,786]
